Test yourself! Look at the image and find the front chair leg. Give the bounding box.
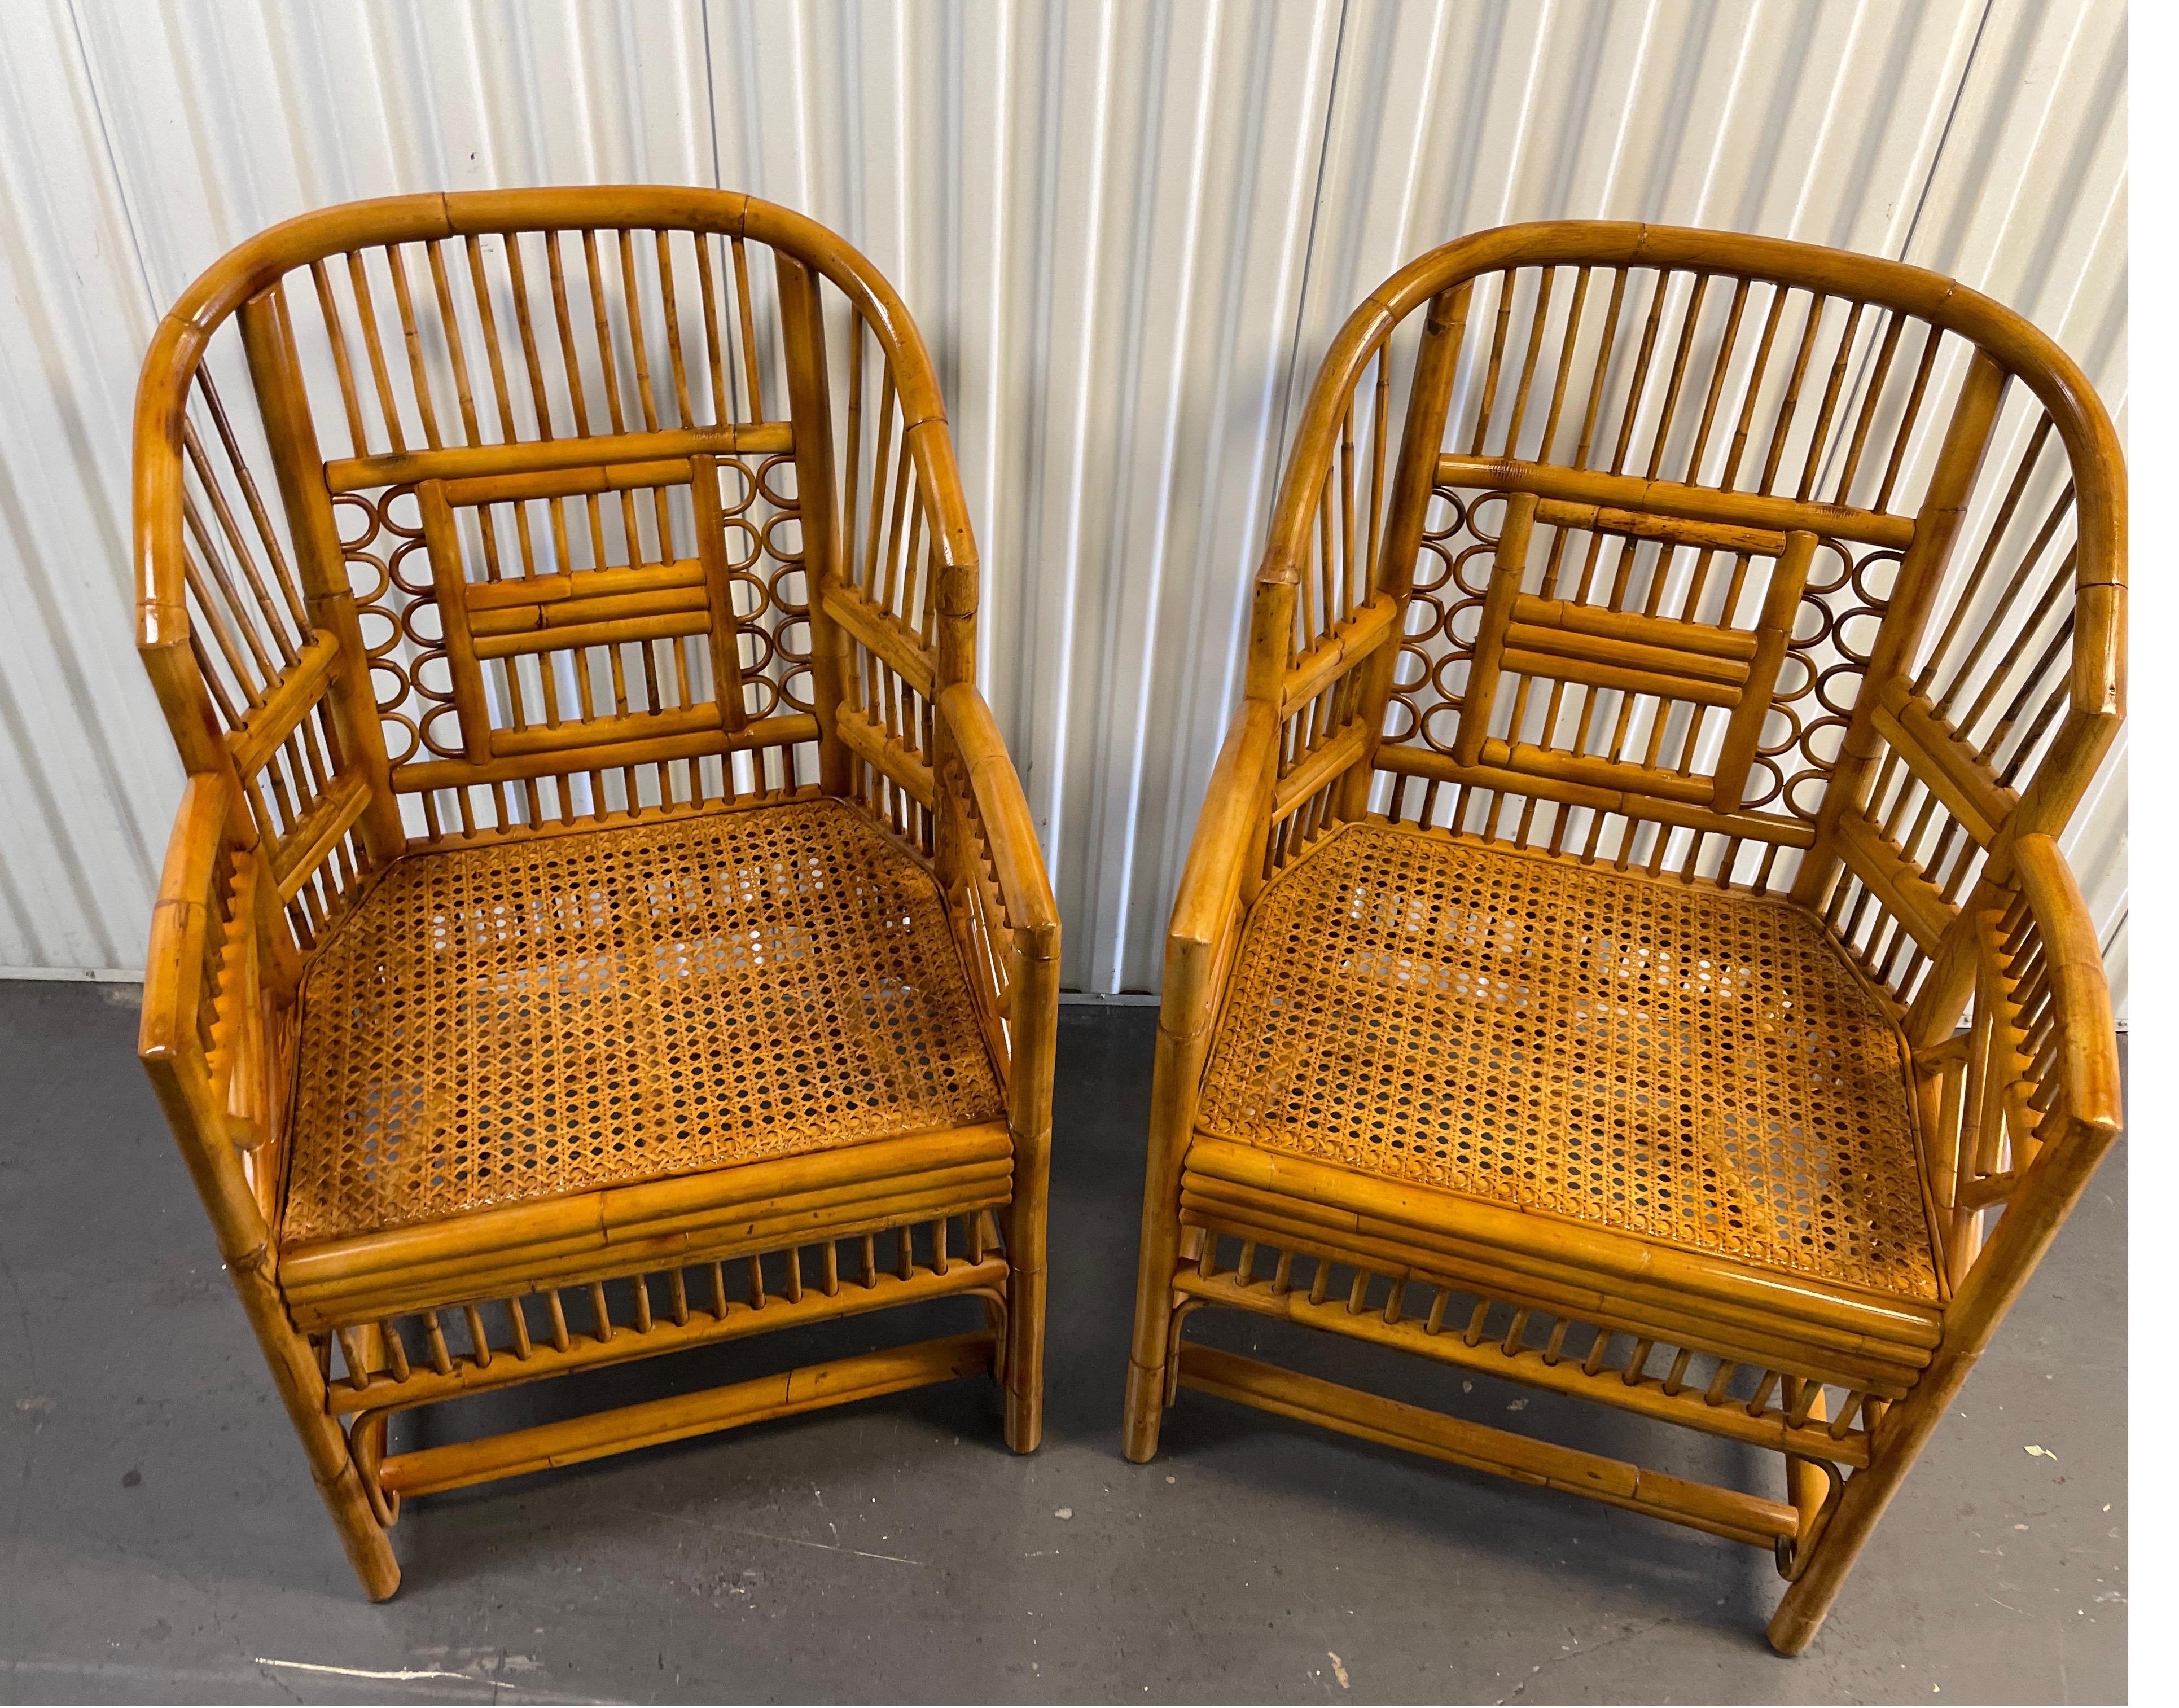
[1003,1122,1051,1453]
[1120,1286,1175,1464]
[1768,1373,1962,1654]
[231,1257,399,1599]
[1003,1248,1046,1453]
[1124,1016,1209,1463]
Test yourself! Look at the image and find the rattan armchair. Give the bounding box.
[133,190,1056,1599]
[1121,222,2123,1654]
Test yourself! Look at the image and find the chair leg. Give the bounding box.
[1766,1448,1905,1654]
[1003,1253,1046,1454]
[1121,1219,1179,1463]
[1123,1017,1204,1463]
[1001,945,1058,1455]
[228,1249,400,1598]
[1768,1365,1969,1654]
[1002,1116,1051,1452]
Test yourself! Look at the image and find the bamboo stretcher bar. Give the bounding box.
[1371,746,1819,847]
[825,582,937,698]
[1835,807,1958,949]
[439,457,696,505]
[1273,722,1373,818]
[1176,1345,1800,1549]
[227,628,344,775]
[1178,1197,1926,1394]
[838,702,936,807]
[287,1173,1016,1330]
[1869,679,2020,846]
[486,701,722,757]
[281,1123,1014,1315]
[268,772,371,899]
[1434,454,1916,548]
[391,713,817,793]
[378,1333,996,1499]
[463,555,707,614]
[325,421,792,491]
[1281,593,1400,714]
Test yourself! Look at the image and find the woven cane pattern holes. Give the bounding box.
[284,799,1005,1242]
[1196,824,1935,1299]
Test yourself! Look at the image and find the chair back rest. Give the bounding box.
[135,190,972,948]
[1250,223,2123,1020]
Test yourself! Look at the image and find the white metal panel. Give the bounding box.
[0,0,2127,1014]
[701,0,1345,994]
[1900,0,2129,1009]
[0,0,173,975]
[0,0,716,976]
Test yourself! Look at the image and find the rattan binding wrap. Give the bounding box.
[285,798,1006,1242]
[1196,823,1936,1300]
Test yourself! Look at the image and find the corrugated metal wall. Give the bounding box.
[0,0,2126,1008]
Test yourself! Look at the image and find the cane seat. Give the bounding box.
[1191,822,1940,1305]
[282,798,1006,1246]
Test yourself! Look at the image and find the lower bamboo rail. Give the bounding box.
[1176,1343,1799,1551]
[329,1252,1010,1415]
[1173,1266,1868,1468]
[378,1332,996,1499]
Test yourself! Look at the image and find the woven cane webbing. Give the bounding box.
[283,799,1005,1242]
[1196,823,1937,1299]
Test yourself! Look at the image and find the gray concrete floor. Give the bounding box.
[1,982,2124,1704]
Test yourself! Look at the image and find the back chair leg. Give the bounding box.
[1001,955,1057,1455]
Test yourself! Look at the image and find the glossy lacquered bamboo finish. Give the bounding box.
[131,189,1056,1597]
[1121,222,2123,1656]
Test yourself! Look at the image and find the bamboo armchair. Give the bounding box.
[1122,223,2123,1654]
[131,189,1056,1599]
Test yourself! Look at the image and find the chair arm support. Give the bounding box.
[140,775,276,1264]
[1162,700,1278,1031]
[141,775,230,1070]
[2010,832,2123,1138]
[936,683,1060,964]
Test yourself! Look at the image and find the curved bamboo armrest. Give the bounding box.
[1162,700,1279,1033]
[936,683,1058,967]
